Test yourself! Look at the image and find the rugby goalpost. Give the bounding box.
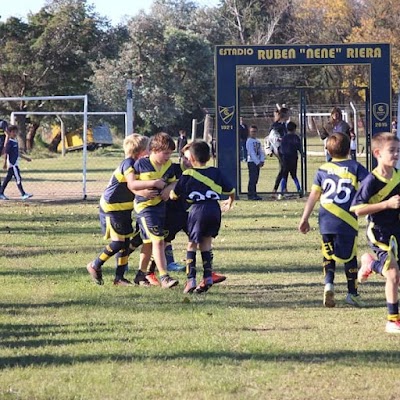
[0,95,128,199]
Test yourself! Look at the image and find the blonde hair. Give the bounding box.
[123,134,149,158]
[371,132,399,152]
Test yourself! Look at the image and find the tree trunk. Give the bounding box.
[26,122,40,151]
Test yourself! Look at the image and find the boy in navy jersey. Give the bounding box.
[299,133,369,308]
[86,134,160,285]
[350,132,400,333]
[170,140,235,294]
[0,125,32,200]
[131,132,179,289]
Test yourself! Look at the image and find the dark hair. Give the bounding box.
[189,140,210,164]
[287,121,297,132]
[8,124,18,132]
[149,132,176,152]
[249,125,258,131]
[325,132,350,158]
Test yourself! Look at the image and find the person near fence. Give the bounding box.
[170,140,235,294]
[177,129,188,162]
[131,132,179,289]
[246,124,264,200]
[86,134,158,286]
[298,132,369,308]
[350,128,357,161]
[317,107,351,161]
[265,107,290,198]
[350,131,400,333]
[278,121,302,197]
[239,116,249,162]
[0,125,32,201]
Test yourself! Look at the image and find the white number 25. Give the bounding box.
[321,178,352,204]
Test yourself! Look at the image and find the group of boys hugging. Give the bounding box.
[299,131,400,333]
[86,132,235,294]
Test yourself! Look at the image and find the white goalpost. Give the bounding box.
[0,95,129,200]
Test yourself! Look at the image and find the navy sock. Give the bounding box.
[186,251,196,278]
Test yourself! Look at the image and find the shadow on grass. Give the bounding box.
[1,348,399,369]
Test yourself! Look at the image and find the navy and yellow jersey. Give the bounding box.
[5,138,20,166]
[350,168,400,235]
[166,163,189,214]
[171,166,235,204]
[0,120,8,135]
[312,158,368,235]
[99,157,136,213]
[133,156,176,213]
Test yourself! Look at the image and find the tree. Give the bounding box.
[0,0,115,150]
[90,4,214,134]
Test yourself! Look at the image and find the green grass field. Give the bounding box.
[1,186,399,399]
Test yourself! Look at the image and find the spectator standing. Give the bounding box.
[279,121,302,197]
[239,117,249,162]
[177,129,188,162]
[318,107,351,161]
[246,125,264,201]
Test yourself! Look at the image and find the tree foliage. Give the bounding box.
[0,0,399,143]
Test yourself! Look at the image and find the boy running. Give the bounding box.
[351,132,400,333]
[299,132,369,307]
[0,124,32,200]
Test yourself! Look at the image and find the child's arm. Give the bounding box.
[298,188,321,234]
[221,192,235,213]
[160,181,176,201]
[127,173,165,193]
[354,195,400,217]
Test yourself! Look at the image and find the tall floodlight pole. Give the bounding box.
[126,80,133,136]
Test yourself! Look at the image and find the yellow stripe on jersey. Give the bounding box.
[135,159,176,183]
[113,165,134,183]
[369,169,400,204]
[322,202,358,231]
[182,168,235,195]
[100,196,134,212]
[319,162,359,189]
[134,198,163,213]
[311,184,322,193]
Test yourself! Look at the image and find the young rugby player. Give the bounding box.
[170,140,235,294]
[86,134,161,285]
[131,132,179,289]
[298,132,369,307]
[350,132,400,333]
[0,124,32,200]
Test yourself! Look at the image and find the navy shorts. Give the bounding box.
[367,227,400,274]
[99,208,134,240]
[187,202,221,244]
[165,210,188,242]
[321,233,357,263]
[137,203,166,244]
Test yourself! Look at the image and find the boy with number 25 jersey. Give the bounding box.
[299,133,369,308]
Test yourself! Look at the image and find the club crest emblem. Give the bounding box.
[373,103,389,122]
[219,106,235,124]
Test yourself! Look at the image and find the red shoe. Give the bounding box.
[194,277,213,294]
[212,271,226,284]
[358,253,374,283]
[146,272,160,286]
